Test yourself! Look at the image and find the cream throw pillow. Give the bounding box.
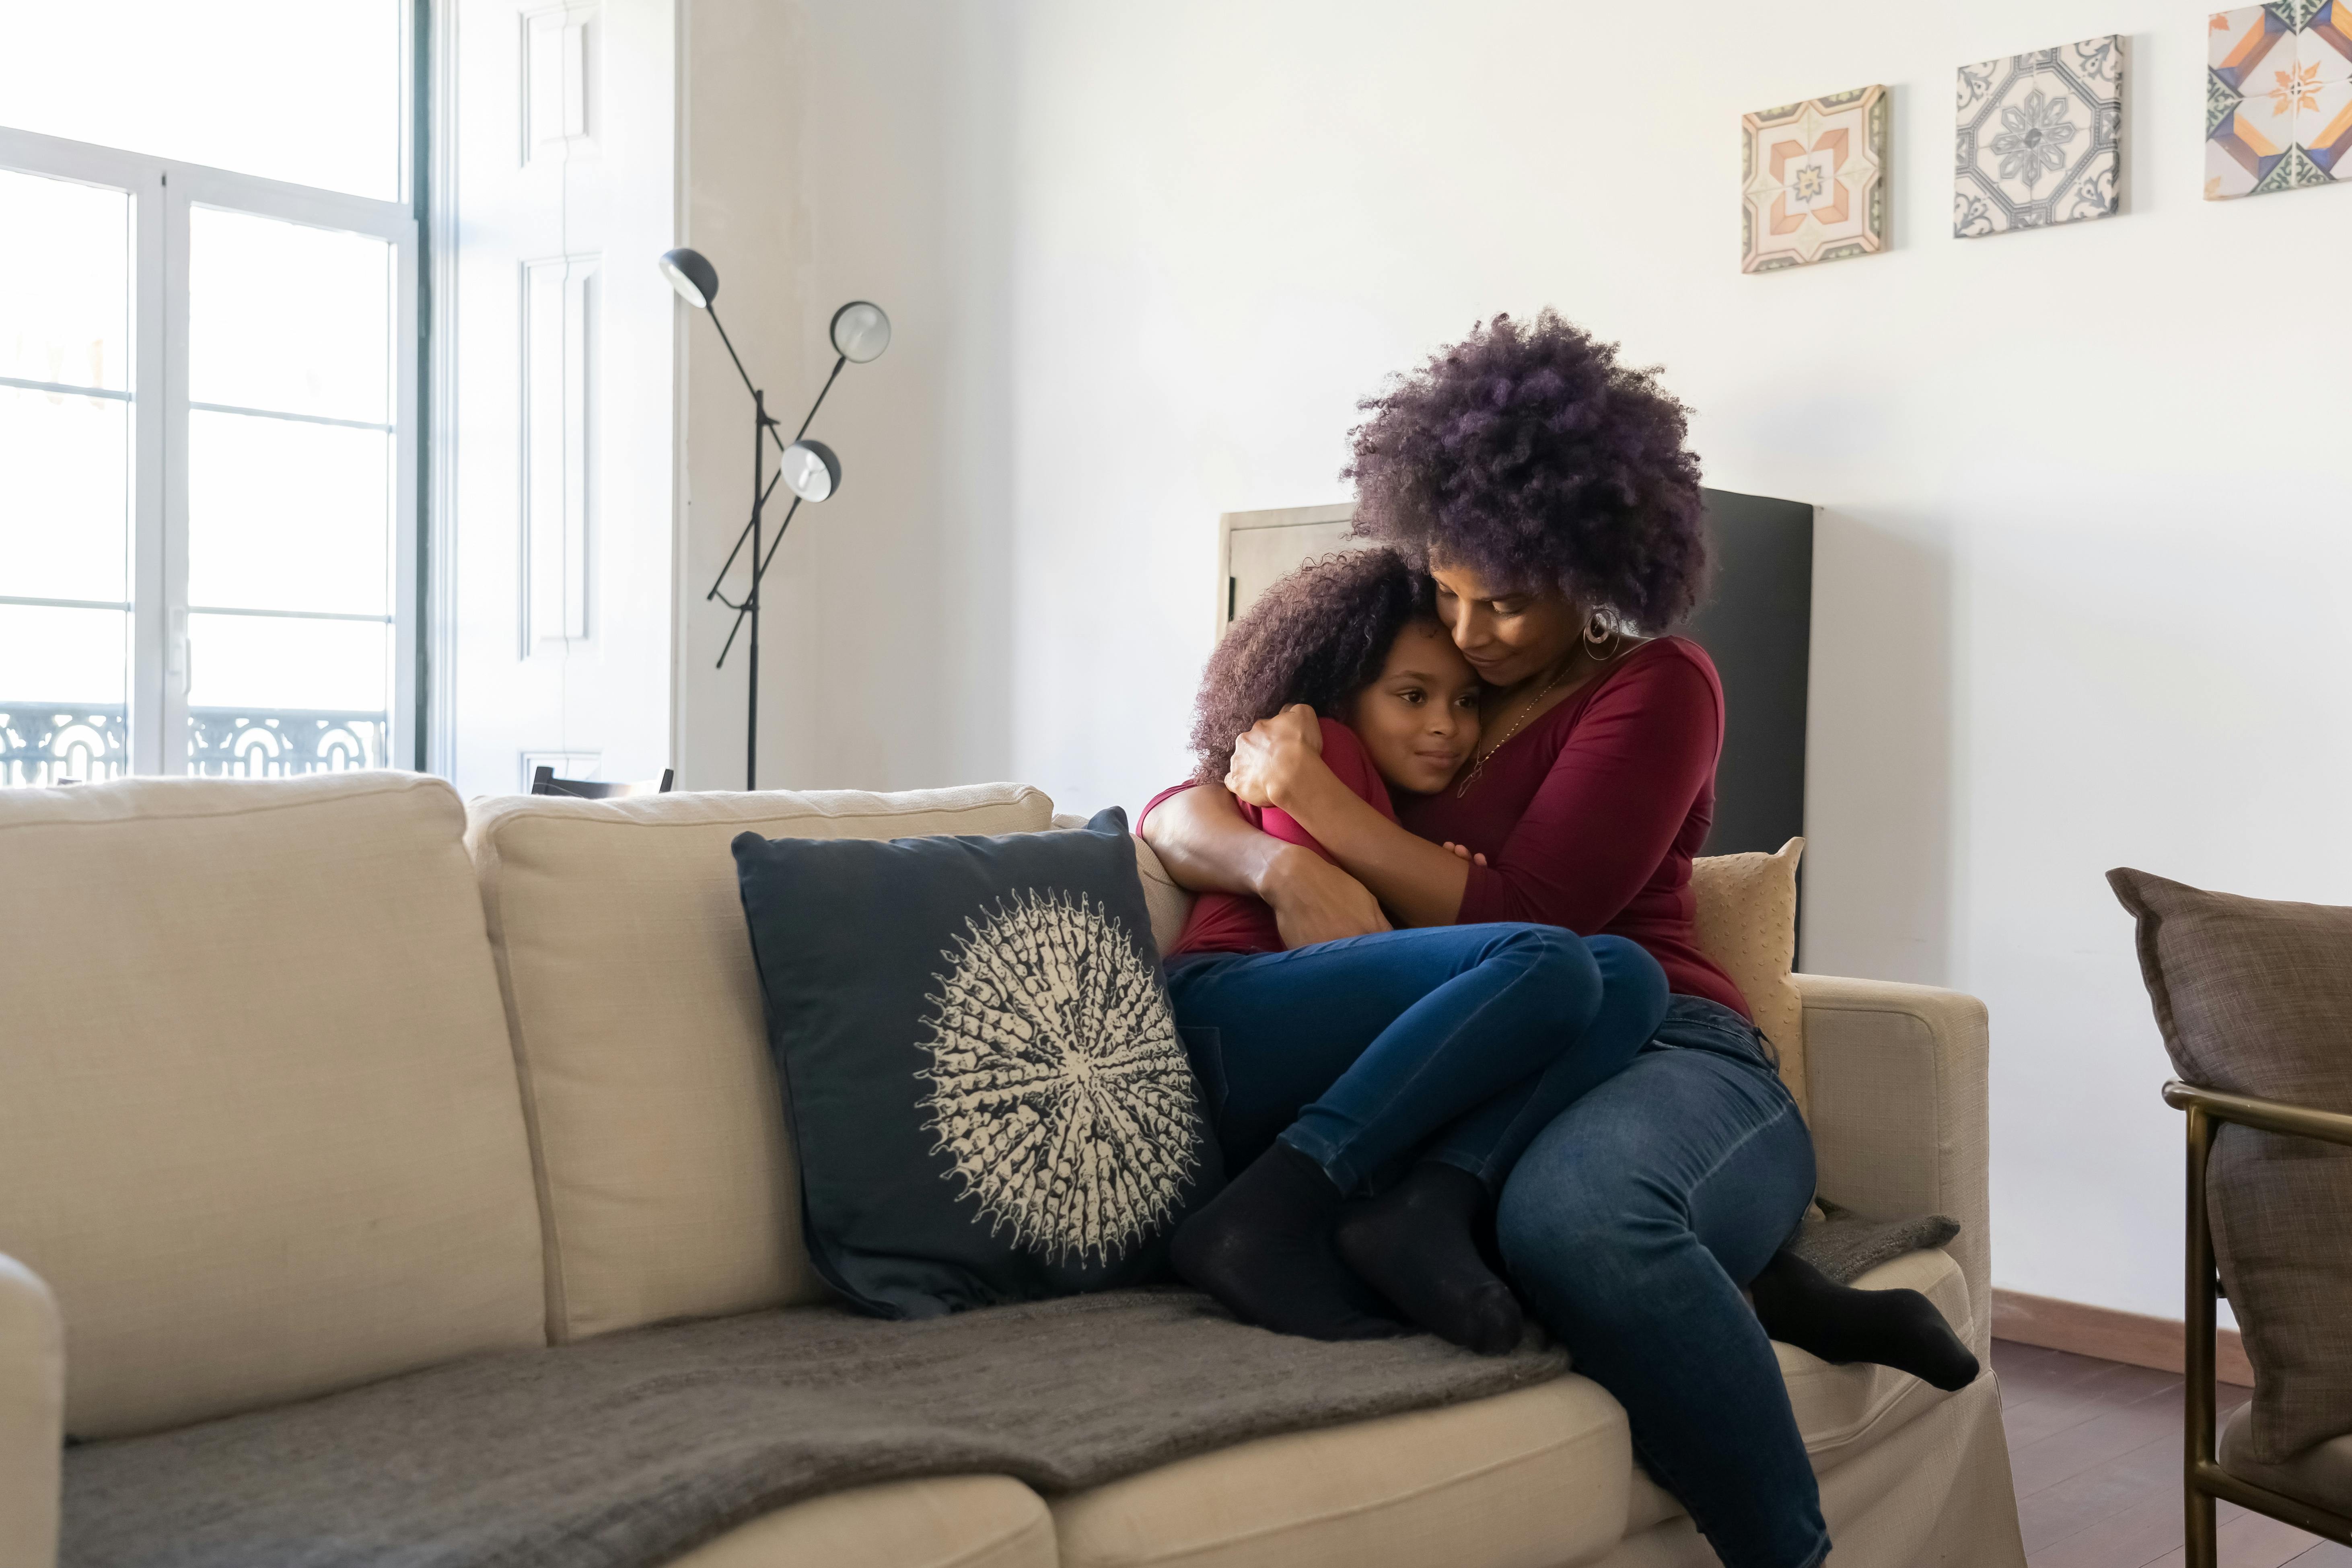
[467,784,1055,1344]
[1689,837,1807,1115]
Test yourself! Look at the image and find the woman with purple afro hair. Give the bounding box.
[1142,313,1974,1568]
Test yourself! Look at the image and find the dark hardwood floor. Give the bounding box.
[1996,1339,2350,1568]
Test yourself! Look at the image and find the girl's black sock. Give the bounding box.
[1169,1142,1404,1342]
[1749,1249,1980,1391]
[1335,1161,1525,1356]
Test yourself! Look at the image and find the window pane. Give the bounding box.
[186,612,389,714]
[189,412,390,617]
[0,167,131,391]
[0,2,404,202]
[190,207,393,424]
[0,605,130,785]
[0,387,131,603]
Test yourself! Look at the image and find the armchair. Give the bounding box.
[2167,1080,2352,1565]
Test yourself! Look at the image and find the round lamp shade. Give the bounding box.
[779,438,841,503]
[829,300,891,363]
[659,247,718,310]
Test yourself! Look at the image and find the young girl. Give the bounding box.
[1147,549,1669,1352]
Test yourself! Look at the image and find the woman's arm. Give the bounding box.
[1138,782,1393,947]
[1225,707,1472,928]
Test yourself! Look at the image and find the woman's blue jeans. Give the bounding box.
[1162,924,1668,1193]
[1497,995,1826,1568]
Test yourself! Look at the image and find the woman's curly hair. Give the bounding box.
[1188,547,1436,783]
[1343,310,1710,632]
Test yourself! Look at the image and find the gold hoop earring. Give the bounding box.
[1582,613,1613,652]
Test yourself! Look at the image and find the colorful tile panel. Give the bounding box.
[1954,36,2125,237]
[1741,86,1889,273]
[2208,2,2352,199]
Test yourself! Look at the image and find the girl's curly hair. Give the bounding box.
[1343,310,1710,632]
[1188,547,1436,783]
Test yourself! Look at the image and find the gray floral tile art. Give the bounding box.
[1954,35,2125,237]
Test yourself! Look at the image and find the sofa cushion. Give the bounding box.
[1622,1246,1974,1533]
[465,784,1056,1342]
[0,773,544,1439]
[2107,867,2352,1460]
[667,1477,1055,1568]
[1049,1376,1628,1568]
[1689,836,1807,1113]
[734,809,1215,1316]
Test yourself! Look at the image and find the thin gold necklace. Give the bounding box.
[1455,652,1579,798]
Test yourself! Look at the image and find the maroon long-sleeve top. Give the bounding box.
[1142,634,1748,1019]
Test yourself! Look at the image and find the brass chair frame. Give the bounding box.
[2165,1079,2352,1566]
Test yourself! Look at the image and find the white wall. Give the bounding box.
[682,0,2352,1324]
[984,0,2352,1324]
[674,0,1016,791]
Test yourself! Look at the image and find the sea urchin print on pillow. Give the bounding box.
[734,807,1222,1319]
[916,889,1204,1265]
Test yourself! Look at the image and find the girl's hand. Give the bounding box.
[1261,845,1391,946]
[1442,842,1490,868]
[1224,703,1324,808]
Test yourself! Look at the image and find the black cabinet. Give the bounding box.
[1681,489,1812,858]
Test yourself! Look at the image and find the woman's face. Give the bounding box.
[1428,559,1582,689]
[1343,621,1484,795]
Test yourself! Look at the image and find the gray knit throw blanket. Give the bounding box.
[63,1214,1953,1568]
[62,1288,1566,1568]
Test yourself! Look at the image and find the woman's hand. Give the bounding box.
[1442,842,1490,868]
[1261,844,1391,947]
[1224,703,1323,808]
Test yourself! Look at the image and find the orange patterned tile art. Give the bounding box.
[2208,2,2352,199]
[1742,86,1889,273]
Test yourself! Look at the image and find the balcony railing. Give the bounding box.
[0,704,389,787]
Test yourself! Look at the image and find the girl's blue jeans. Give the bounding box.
[1161,923,1669,1196]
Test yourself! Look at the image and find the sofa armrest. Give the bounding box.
[1795,974,1993,1360]
[0,1253,62,1568]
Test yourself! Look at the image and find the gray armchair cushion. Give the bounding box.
[2222,1402,2352,1517]
[2108,868,2352,1461]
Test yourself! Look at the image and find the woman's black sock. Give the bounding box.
[1334,1161,1525,1356]
[1749,1249,1980,1391]
[1170,1142,1404,1342]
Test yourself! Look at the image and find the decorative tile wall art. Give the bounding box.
[1954,36,2125,237]
[1741,86,1889,272]
[2207,4,2352,199]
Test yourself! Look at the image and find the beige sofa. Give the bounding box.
[0,772,2024,1568]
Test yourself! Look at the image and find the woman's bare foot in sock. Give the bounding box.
[1750,1249,1980,1390]
[1335,1162,1525,1355]
[1169,1143,1405,1341]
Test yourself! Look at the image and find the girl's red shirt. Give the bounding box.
[1141,636,1748,1019]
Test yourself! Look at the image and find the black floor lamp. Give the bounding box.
[659,246,891,790]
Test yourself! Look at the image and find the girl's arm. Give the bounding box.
[1138,781,1393,947]
[1235,648,1720,936]
[1226,707,1470,928]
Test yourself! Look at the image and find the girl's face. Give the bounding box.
[1344,621,1484,794]
[1428,559,1581,690]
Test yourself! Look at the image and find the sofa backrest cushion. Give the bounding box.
[0,774,545,1439]
[465,784,1056,1343]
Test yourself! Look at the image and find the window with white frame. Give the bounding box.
[0,2,417,786]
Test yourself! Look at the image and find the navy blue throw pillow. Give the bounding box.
[733,807,1221,1318]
